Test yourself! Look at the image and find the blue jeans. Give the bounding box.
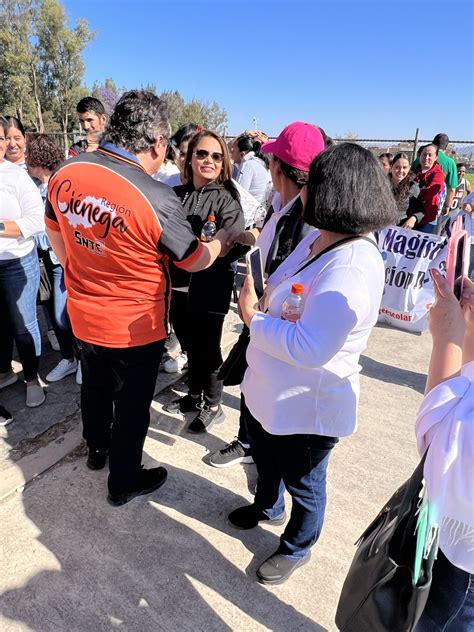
[416,549,474,631]
[418,223,438,235]
[42,253,75,360]
[0,249,41,381]
[242,397,337,559]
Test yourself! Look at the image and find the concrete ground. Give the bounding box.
[0,309,431,632]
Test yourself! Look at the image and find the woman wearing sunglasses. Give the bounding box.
[164,130,245,433]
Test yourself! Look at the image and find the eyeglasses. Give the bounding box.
[194,149,224,163]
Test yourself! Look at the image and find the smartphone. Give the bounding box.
[446,216,470,300]
[245,246,265,298]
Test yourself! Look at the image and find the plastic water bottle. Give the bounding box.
[281,283,305,322]
[200,214,217,242]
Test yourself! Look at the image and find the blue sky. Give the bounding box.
[65,0,473,140]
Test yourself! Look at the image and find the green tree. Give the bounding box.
[36,0,94,146]
[159,90,186,131]
[158,91,227,134]
[0,0,43,129]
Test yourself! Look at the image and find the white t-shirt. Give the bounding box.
[256,194,299,270]
[0,160,45,260]
[235,152,272,205]
[153,161,180,183]
[241,231,384,437]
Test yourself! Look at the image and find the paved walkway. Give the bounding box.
[0,314,431,632]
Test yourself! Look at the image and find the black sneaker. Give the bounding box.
[228,504,287,530]
[209,439,254,468]
[107,466,168,507]
[256,551,311,585]
[188,404,225,434]
[163,394,201,414]
[87,448,108,470]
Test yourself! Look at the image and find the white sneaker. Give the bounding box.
[162,352,188,374]
[46,358,78,382]
[0,405,13,426]
[47,330,60,352]
[76,362,82,385]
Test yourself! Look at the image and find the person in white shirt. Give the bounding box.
[228,143,398,585]
[231,134,272,205]
[415,271,474,631]
[0,116,46,407]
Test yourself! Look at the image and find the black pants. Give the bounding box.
[169,290,191,354]
[237,393,251,445]
[78,338,165,495]
[187,311,225,405]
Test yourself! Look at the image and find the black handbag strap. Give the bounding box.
[291,235,378,279]
[393,449,429,531]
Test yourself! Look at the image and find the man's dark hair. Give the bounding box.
[432,133,449,150]
[103,90,171,154]
[76,96,106,116]
[304,143,397,234]
[456,162,466,169]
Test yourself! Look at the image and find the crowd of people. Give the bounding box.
[0,90,472,628]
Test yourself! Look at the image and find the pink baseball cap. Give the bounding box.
[260,121,325,171]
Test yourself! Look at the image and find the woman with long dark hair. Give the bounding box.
[388,152,422,226]
[163,130,245,432]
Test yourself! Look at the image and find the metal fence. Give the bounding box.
[33,129,474,167]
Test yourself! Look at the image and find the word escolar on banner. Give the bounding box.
[376,226,448,333]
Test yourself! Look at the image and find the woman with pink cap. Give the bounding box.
[210,122,330,468]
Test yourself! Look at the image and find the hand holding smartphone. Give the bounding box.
[245,246,265,298]
[446,216,470,300]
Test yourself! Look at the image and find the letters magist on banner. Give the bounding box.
[377,226,447,333]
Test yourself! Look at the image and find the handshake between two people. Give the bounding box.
[216,226,259,256]
[185,226,259,274]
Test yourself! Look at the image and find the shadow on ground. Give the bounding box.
[360,355,426,394]
[1,458,326,631]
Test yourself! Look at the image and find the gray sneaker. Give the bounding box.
[0,370,18,390]
[26,383,45,408]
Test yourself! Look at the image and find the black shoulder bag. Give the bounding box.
[218,235,377,386]
[335,450,436,632]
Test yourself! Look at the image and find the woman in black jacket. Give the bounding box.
[164,130,245,432]
[389,152,422,227]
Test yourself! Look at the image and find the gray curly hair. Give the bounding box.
[103,90,171,154]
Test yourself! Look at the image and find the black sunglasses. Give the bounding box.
[194,149,224,163]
